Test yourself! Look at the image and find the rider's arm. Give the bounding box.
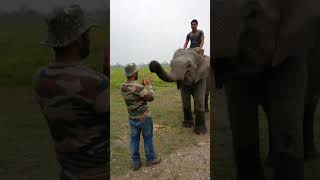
[183,34,190,49]
[200,31,204,49]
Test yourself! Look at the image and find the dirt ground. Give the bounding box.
[112,113,210,180]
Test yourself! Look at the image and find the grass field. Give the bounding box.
[0,18,108,179]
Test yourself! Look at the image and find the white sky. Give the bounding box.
[110,0,210,65]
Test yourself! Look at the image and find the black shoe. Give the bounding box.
[133,162,142,171]
[146,156,161,167]
[194,111,207,134]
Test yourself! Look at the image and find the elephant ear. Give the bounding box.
[195,55,210,83]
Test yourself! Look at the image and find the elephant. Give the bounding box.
[149,48,210,134]
[213,0,320,179]
[265,34,320,166]
[303,39,320,160]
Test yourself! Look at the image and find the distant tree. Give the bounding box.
[114,63,123,67]
[161,61,169,65]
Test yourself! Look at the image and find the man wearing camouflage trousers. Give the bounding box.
[121,63,161,170]
[32,5,109,180]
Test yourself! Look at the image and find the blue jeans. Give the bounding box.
[129,116,155,165]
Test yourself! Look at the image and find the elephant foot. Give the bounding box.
[194,125,207,134]
[194,111,207,135]
[182,120,194,128]
[304,148,318,161]
[183,109,194,128]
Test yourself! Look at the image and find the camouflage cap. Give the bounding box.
[42,4,97,48]
[124,63,138,77]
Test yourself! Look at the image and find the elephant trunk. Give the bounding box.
[149,60,179,82]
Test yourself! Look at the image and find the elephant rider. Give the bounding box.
[183,19,205,56]
[32,5,109,180]
[120,63,161,170]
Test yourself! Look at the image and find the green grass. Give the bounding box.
[0,18,108,86]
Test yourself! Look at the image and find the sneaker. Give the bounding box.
[133,162,142,171]
[146,156,161,167]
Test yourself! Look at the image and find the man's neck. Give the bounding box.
[192,29,198,33]
[127,79,136,82]
[54,52,82,64]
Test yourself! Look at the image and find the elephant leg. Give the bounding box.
[193,79,207,134]
[261,97,275,167]
[224,77,264,180]
[266,56,305,180]
[205,93,209,112]
[267,97,318,164]
[180,85,194,128]
[205,76,210,112]
[304,98,319,161]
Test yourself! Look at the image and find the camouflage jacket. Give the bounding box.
[120,81,154,121]
[32,62,109,175]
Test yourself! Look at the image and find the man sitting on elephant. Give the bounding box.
[183,19,210,112]
[183,19,205,56]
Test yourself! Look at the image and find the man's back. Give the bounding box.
[32,62,109,175]
[121,81,154,120]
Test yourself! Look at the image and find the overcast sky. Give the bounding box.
[110,0,210,65]
[1,0,107,13]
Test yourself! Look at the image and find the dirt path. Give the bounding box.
[112,114,210,180]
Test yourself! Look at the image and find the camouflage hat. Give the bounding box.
[42,4,97,47]
[124,63,138,77]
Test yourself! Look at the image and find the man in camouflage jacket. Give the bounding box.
[121,63,161,170]
[32,4,109,180]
